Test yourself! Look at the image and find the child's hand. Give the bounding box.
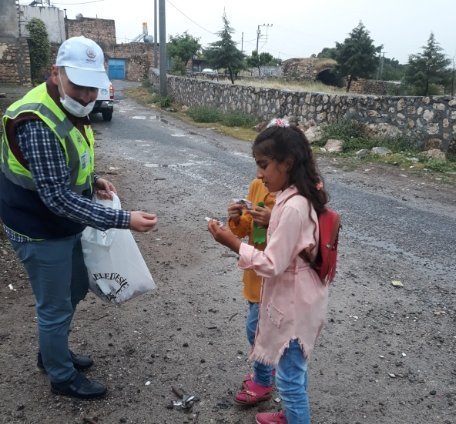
[249,205,271,228]
[207,220,241,253]
[227,202,243,225]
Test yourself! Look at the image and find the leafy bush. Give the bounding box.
[187,106,257,128]
[319,120,415,154]
[158,95,173,108]
[321,120,365,141]
[26,18,50,83]
[187,106,222,123]
[221,111,257,128]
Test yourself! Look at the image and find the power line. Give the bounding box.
[52,0,104,5]
[166,0,216,35]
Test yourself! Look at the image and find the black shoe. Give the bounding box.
[51,372,107,399]
[37,350,94,373]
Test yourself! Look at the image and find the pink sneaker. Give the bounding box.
[255,410,287,424]
[242,370,276,389]
[234,379,272,405]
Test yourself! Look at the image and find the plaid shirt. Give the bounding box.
[3,120,130,242]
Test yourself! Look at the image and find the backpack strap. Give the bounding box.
[282,192,317,267]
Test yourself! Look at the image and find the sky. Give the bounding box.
[34,0,456,65]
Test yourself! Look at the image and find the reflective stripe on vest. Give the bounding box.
[1,83,94,194]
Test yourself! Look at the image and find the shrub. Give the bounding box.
[187,106,222,123]
[221,111,257,128]
[158,95,173,108]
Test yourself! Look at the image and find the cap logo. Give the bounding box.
[86,47,97,61]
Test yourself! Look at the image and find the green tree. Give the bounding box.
[404,33,450,96]
[316,47,337,60]
[204,13,245,84]
[375,57,406,81]
[334,22,382,92]
[246,51,275,76]
[26,18,51,83]
[167,32,201,75]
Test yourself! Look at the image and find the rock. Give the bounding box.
[365,123,402,139]
[371,146,393,156]
[424,138,442,150]
[356,149,370,159]
[423,149,446,161]
[324,139,344,153]
[304,126,323,143]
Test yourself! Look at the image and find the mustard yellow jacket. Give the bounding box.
[228,178,275,302]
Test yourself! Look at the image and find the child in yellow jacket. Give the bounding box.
[227,178,276,405]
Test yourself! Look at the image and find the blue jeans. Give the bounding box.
[10,234,89,383]
[246,302,274,387]
[276,339,310,424]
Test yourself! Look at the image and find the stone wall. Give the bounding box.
[67,17,116,48]
[151,73,456,154]
[0,37,31,85]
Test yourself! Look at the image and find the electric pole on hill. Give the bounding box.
[159,0,167,97]
[256,23,273,53]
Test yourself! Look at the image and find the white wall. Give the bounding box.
[19,5,65,43]
[0,0,19,37]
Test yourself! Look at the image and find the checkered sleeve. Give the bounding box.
[15,120,130,230]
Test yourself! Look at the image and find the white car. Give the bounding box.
[91,81,114,121]
[201,68,217,75]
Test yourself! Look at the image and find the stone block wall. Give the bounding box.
[67,17,116,48]
[151,74,456,154]
[0,38,31,85]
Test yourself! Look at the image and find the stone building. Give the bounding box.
[1,0,157,85]
[66,16,156,82]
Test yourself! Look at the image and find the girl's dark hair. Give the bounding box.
[253,124,328,214]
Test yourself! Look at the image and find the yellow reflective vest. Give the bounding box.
[1,82,95,194]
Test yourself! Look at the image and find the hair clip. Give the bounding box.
[266,118,290,128]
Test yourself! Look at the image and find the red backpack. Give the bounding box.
[300,207,341,285]
[286,194,341,285]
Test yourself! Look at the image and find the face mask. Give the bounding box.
[58,72,96,117]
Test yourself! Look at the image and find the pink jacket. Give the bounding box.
[238,185,329,365]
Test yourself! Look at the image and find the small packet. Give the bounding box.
[232,198,252,210]
[205,217,224,227]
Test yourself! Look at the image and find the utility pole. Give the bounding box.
[159,0,167,97]
[376,51,386,80]
[154,0,158,67]
[256,23,272,53]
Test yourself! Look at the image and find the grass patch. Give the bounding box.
[187,105,222,123]
[187,105,257,128]
[124,83,174,109]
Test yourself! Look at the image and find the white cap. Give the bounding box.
[56,36,110,88]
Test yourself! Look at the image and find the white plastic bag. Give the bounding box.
[81,193,156,304]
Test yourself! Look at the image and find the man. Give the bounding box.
[0,36,157,399]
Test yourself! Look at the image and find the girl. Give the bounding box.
[208,118,329,424]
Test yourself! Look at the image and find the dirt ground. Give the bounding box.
[0,90,455,424]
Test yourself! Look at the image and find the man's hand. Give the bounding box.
[130,211,158,232]
[207,220,241,253]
